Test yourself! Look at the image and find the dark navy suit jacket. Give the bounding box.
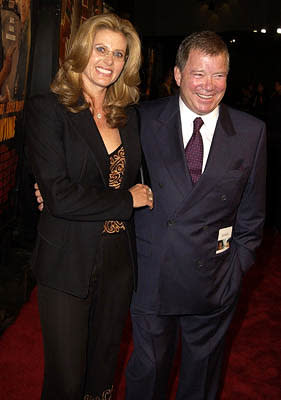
[132,95,267,315]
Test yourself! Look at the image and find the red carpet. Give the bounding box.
[0,228,280,399]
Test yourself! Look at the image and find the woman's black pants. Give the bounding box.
[37,231,133,399]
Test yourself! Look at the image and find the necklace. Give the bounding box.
[96,113,102,119]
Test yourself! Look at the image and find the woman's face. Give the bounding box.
[82,29,127,93]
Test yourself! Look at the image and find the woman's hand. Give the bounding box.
[128,184,153,210]
[34,183,44,211]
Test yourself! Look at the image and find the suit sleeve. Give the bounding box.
[233,122,267,273]
[25,95,134,222]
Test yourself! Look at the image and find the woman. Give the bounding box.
[25,13,152,400]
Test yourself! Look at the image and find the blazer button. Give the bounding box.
[197,260,204,268]
[159,182,164,188]
[167,219,175,227]
[203,225,208,231]
[221,194,227,201]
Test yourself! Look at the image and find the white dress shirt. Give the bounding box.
[179,96,219,172]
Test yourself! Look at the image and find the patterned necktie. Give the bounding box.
[185,117,204,184]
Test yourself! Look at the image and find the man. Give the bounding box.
[126,31,266,399]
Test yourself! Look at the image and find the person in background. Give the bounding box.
[267,79,281,232]
[25,13,152,400]
[125,31,266,400]
[251,81,268,122]
[267,80,281,136]
[157,68,178,98]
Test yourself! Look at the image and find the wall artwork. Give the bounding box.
[0,0,31,220]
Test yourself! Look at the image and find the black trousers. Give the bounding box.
[38,231,133,400]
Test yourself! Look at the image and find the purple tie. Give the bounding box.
[185,117,204,184]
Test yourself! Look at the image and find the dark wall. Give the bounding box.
[133,0,281,37]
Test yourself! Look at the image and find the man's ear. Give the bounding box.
[174,66,181,87]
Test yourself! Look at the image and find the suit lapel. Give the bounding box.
[203,104,236,177]
[175,104,238,215]
[153,96,193,201]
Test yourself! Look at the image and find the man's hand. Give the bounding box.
[34,183,44,211]
[34,182,154,212]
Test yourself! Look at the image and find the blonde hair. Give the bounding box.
[51,13,141,127]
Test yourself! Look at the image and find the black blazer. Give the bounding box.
[25,92,141,298]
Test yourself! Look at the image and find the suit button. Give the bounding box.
[197,260,204,268]
[159,182,164,188]
[167,219,175,227]
[203,225,208,231]
[221,194,227,201]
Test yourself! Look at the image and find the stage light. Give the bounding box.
[277,28,281,34]
[261,29,266,33]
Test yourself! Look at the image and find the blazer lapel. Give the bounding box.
[68,106,140,189]
[68,107,109,186]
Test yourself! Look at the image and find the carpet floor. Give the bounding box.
[0,228,280,399]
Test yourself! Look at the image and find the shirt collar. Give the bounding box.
[179,96,219,131]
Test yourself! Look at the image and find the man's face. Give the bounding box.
[174,49,228,115]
